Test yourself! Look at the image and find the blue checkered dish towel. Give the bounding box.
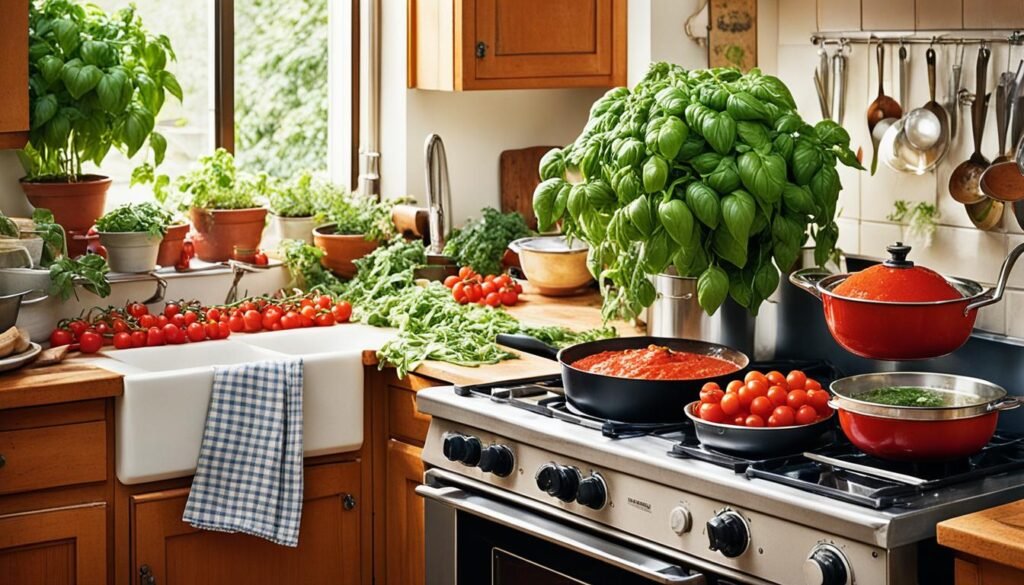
[183,359,305,547]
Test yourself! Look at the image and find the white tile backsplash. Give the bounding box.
[976,299,1007,335]
[1004,290,1024,338]
[778,0,818,45]
[836,217,861,255]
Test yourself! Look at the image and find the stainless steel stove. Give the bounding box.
[415,373,1024,585]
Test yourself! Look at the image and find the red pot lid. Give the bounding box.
[832,243,962,302]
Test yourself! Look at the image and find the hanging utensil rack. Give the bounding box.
[811,31,1024,47]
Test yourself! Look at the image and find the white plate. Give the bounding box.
[0,342,42,373]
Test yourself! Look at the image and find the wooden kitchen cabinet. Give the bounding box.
[0,504,108,585]
[963,0,1024,30]
[386,440,426,585]
[861,0,915,31]
[0,0,29,150]
[917,0,963,30]
[816,0,861,32]
[409,0,627,90]
[130,461,363,585]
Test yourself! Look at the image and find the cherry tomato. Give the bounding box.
[130,331,146,348]
[146,327,165,346]
[458,266,473,279]
[138,314,156,329]
[767,385,788,407]
[481,281,496,296]
[300,305,317,320]
[171,313,186,328]
[500,289,519,306]
[745,379,769,397]
[514,282,523,294]
[164,303,180,319]
[332,300,352,323]
[186,322,206,342]
[807,389,831,415]
[205,321,221,340]
[315,313,335,327]
[94,322,111,337]
[701,382,721,392]
[700,387,725,404]
[484,274,495,283]
[68,319,89,339]
[299,298,314,308]
[766,371,787,387]
[452,281,466,302]
[786,370,807,390]
[156,315,169,328]
[744,370,768,384]
[485,292,501,307]
[50,329,73,347]
[467,284,483,303]
[112,332,132,350]
[770,405,796,427]
[443,275,460,288]
[281,311,301,330]
[805,378,822,391]
[240,301,257,313]
[79,331,103,354]
[253,252,269,266]
[127,302,149,318]
[787,389,808,410]
[229,314,246,332]
[796,405,819,426]
[720,392,741,416]
[270,322,282,331]
[316,295,333,309]
[750,396,774,419]
[261,307,282,330]
[744,414,765,427]
[726,380,744,394]
[737,386,759,409]
[183,311,198,326]
[164,323,185,344]
[494,274,510,287]
[243,310,262,332]
[112,318,130,334]
[698,402,726,423]
[206,308,221,322]
[218,321,231,338]
[733,415,747,426]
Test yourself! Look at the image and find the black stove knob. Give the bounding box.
[803,545,849,585]
[478,444,515,477]
[706,511,749,558]
[575,474,608,510]
[535,463,581,502]
[442,433,482,466]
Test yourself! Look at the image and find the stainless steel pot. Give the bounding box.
[645,269,754,355]
[830,372,1020,421]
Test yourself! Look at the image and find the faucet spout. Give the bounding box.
[424,134,453,255]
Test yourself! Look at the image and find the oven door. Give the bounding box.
[418,468,757,585]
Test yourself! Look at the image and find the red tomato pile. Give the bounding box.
[443,267,523,307]
[694,370,832,428]
[49,294,353,354]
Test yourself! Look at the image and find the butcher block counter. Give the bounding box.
[937,499,1024,585]
[0,362,122,410]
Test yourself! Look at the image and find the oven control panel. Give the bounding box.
[426,424,880,585]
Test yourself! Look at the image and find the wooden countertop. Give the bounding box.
[937,499,1024,570]
[0,362,123,410]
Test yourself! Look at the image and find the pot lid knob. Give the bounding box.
[883,242,914,268]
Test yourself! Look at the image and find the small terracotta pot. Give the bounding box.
[20,175,111,232]
[157,223,190,267]
[190,207,268,262]
[313,224,379,278]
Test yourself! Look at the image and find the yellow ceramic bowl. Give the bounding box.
[510,236,593,296]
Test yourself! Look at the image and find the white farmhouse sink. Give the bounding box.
[99,324,395,485]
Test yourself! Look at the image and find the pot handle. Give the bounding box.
[20,289,48,306]
[987,396,1022,412]
[966,242,1024,313]
[788,268,832,299]
[495,333,560,361]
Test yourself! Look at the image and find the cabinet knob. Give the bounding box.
[139,564,156,585]
[343,493,357,511]
[476,42,488,58]
[0,453,5,469]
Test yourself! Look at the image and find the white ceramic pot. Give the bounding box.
[263,214,316,252]
[99,231,162,273]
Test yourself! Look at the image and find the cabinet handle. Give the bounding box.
[343,493,357,511]
[475,42,487,58]
[139,564,156,585]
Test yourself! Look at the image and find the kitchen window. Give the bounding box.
[86,0,359,210]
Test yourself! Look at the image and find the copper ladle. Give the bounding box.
[867,43,903,175]
[949,46,992,205]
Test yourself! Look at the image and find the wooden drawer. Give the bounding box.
[388,385,431,446]
[0,420,107,495]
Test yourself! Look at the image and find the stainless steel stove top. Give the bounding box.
[417,381,1024,585]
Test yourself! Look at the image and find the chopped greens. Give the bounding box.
[857,386,947,408]
[443,208,532,275]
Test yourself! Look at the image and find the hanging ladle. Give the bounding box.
[867,43,903,175]
[980,133,1024,202]
[949,46,992,205]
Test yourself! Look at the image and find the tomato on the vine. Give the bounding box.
[79,331,103,354]
[164,303,180,319]
[183,311,199,326]
[50,329,73,347]
[138,314,156,329]
[146,327,165,346]
[205,322,221,340]
[127,302,148,318]
[314,313,335,327]
[243,310,262,332]
[68,319,88,339]
[253,252,269,266]
[316,295,333,309]
[113,332,133,350]
[206,308,221,322]
[186,322,206,342]
[331,301,352,323]
[130,331,146,348]
[281,311,301,330]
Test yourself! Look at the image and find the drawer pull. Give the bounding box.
[139,564,156,585]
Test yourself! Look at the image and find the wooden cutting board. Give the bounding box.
[500,146,559,229]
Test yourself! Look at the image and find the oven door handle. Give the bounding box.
[416,482,706,584]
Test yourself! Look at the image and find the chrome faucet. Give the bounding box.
[424,134,453,256]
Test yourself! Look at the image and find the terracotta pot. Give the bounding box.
[189,207,268,262]
[313,224,379,278]
[157,224,190,267]
[20,175,111,232]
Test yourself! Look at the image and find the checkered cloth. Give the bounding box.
[183,359,305,547]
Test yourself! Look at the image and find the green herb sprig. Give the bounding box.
[96,202,173,237]
[49,254,111,300]
[443,208,532,276]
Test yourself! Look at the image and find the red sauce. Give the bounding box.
[570,345,739,380]
[832,265,961,302]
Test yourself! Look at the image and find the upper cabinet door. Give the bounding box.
[409,0,626,91]
[0,0,29,149]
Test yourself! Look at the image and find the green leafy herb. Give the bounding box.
[175,148,269,210]
[95,202,172,236]
[323,194,405,242]
[30,208,65,267]
[49,254,111,300]
[268,170,345,219]
[857,386,947,408]
[442,208,532,276]
[888,200,939,246]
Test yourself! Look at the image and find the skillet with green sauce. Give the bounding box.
[856,386,948,408]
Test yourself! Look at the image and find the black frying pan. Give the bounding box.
[497,334,749,423]
[684,402,836,457]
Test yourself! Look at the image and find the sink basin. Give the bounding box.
[102,328,394,484]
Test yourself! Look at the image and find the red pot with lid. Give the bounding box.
[790,242,1024,360]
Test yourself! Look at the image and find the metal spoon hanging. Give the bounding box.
[867,43,903,175]
[948,45,991,205]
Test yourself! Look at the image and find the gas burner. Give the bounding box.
[746,434,1024,509]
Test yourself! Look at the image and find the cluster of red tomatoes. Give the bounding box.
[694,370,833,428]
[443,267,523,307]
[48,294,352,354]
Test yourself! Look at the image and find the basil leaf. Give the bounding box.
[697,265,729,315]
[615,139,645,168]
[753,261,780,300]
[533,178,565,232]
[658,198,695,245]
[585,179,616,210]
[643,155,669,193]
[61,61,103,100]
[702,112,737,155]
[539,148,567,180]
[749,75,797,109]
[721,190,756,242]
[642,230,672,274]
[646,116,687,160]
[699,86,729,111]
[686,181,721,229]
[691,152,724,176]
[792,138,823,185]
[773,134,794,161]
[833,145,865,170]
[713,227,748,268]
[612,167,641,204]
[707,156,741,194]
[771,215,804,271]
[814,222,839,267]
[736,120,771,148]
[738,151,786,203]
[567,183,589,222]
[685,103,713,135]
[627,195,654,237]
[38,55,63,84]
[729,268,753,308]
[810,165,841,220]
[782,183,816,214]
[655,86,688,116]
[775,113,802,134]
[676,133,706,162]
[32,94,58,129]
[581,142,602,180]
[726,91,771,122]
[814,120,851,147]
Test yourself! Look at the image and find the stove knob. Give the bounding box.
[706,511,749,558]
[535,464,581,502]
[575,474,607,510]
[803,545,850,585]
[478,444,515,477]
[669,506,692,535]
[441,433,482,466]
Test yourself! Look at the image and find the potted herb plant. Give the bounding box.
[174,148,269,262]
[19,0,181,232]
[264,171,339,248]
[312,195,401,278]
[95,202,172,272]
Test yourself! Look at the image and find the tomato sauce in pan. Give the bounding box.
[570,345,739,380]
